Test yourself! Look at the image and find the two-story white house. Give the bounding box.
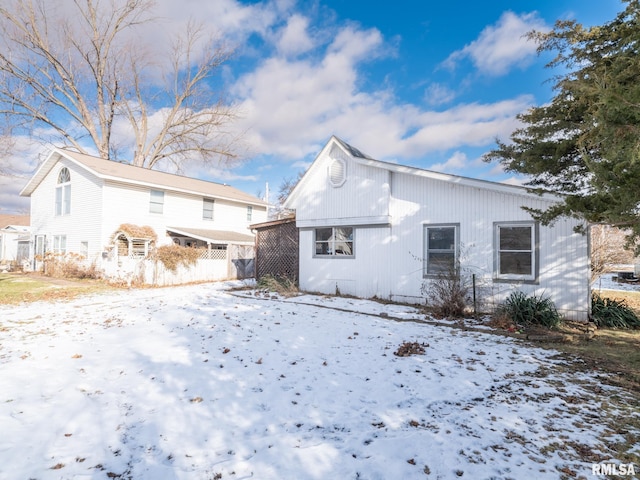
[20,147,267,280]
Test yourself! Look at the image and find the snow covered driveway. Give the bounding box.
[0,282,638,479]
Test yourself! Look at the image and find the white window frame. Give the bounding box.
[55,167,71,216]
[53,235,67,254]
[150,189,164,214]
[313,227,354,258]
[423,224,459,277]
[328,158,346,187]
[494,222,538,282]
[246,205,253,221]
[203,198,214,220]
[80,241,89,258]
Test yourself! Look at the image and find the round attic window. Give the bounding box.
[328,158,346,187]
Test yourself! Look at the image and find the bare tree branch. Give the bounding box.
[0,0,241,173]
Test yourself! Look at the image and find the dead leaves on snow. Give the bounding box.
[394,341,429,357]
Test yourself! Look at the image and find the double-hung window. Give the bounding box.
[55,167,71,216]
[495,222,537,281]
[246,205,253,222]
[203,198,214,220]
[423,224,459,276]
[53,235,67,254]
[314,227,354,257]
[150,190,164,214]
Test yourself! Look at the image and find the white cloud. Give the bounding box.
[429,151,469,172]
[231,22,387,159]
[0,136,51,214]
[226,6,537,168]
[442,11,548,76]
[277,14,314,56]
[424,82,457,106]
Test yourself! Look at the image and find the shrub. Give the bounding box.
[256,275,298,296]
[591,294,640,329]
[497,291,561,328]
[421,268,472,318]
[43,253,101,279]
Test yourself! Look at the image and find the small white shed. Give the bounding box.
[284,136,591,321]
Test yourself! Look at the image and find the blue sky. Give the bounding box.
[1,0,624,213]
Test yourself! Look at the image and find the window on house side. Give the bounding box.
[495,223,536,281]
[314,227,354,257]
[55,167,71,216]
[246,205,253,221]
[203,198,214,220]
[150,190,164,214]
[423,225,459,276]
[53,235,67,254]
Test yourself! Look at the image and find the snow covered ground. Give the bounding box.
[592,272,640,293]
[0,282,638,479]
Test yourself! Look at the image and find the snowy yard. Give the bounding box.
[0,282,638,479]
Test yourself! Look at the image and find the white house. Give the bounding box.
[0,214,30,267]
[20,147,268,280]
[284,136,591,320]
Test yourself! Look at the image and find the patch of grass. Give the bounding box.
[552,324,640,391]
[0,273,113,305]
[530,290,640,392]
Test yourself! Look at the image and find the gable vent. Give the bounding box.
[328,158,346,187]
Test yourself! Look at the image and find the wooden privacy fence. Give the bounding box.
[253,218,298,281]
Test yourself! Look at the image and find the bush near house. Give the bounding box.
[42,252,101,280]
[496,291,562,329]
[421,269,473,319]
[591,294,640,329]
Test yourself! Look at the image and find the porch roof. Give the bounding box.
[167,227,255,246]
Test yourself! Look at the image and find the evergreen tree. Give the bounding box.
[484,0,640,253]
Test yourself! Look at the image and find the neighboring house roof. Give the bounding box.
[284,135,559,209]
[20,148,267,207]
[0,214,30,230]
[1,225,30,233]
[167,227,255,246]
[249,217,296,231]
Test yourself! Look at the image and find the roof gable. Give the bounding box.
[284,136,558,208]
[20,148,267,206]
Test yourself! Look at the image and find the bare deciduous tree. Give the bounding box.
[590,225,637,282]
[0,0,240,171]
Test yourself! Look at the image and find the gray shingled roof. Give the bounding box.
[167,227,255,245]
[0,214,30,229]
[21,148,267,207]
